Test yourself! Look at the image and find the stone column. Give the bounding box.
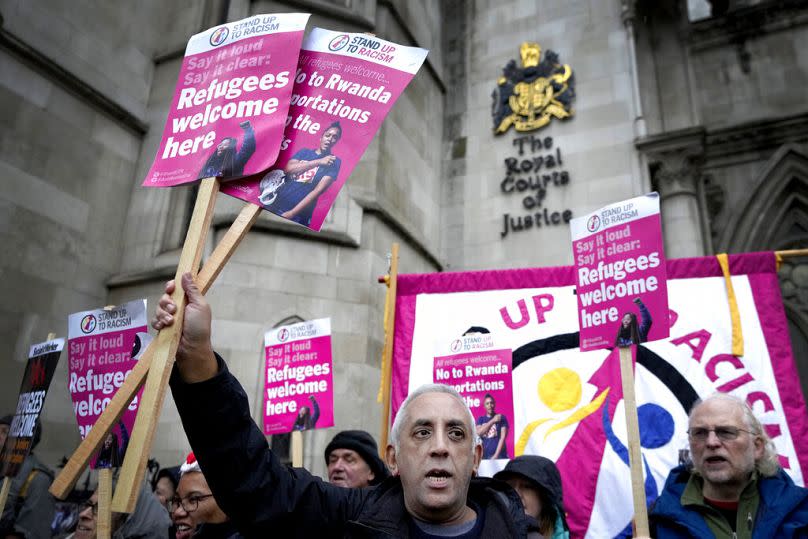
[636,127,707,258]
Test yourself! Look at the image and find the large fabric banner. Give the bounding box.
[390,252,808,538]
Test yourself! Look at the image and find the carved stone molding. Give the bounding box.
[636,126,706,199]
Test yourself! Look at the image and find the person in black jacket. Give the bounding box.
[154,273,541,538]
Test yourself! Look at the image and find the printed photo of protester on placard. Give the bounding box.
[292,395,320,431]
[614,297,652,347]
[261,121,343,227]
[476,393,510,460]
[197,120,256,180]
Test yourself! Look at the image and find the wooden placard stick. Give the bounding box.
[0,478,10,518]
[112,178,219,513]
[96,467,113,539]
[618,345,650,538]
[291,431,303,468]
[377,243,399,455]
[50,203,260,499]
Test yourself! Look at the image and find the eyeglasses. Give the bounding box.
[167,494,214,513]
[79,501,98,515]
[688,426,755,442]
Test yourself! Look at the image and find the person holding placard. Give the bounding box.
[155,274,540,537]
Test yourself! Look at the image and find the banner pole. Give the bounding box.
[378,243,399,456]
[112,177,219,513]
[291,431,303,468]
[50,203,260,500]
[775,248,808,259]
[618,345,650,538]
[96,468,113,539]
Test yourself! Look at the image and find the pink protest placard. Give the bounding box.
[434,334,514,460]
[263,318,334,435]
[142,13,310,187]
[67,299,151,468]
[222,27,428,230]
[570,193,669,352]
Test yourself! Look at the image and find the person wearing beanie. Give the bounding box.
[0,414,55,539]
[323,430,390,488]
[494,455,570,539]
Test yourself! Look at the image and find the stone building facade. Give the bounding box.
[0,0,805,481]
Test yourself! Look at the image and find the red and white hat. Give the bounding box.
[180,451,202,476]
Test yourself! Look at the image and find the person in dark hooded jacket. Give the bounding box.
[154,273,542,538]
[494,456,570,539]
[0,415,55,539]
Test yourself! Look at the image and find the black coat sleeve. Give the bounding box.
[170,354,367,537]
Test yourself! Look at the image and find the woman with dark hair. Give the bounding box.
[197,120,256,180]
[494,456,570,538]
[95,420,129,468]
[266,122,343,227]
[615,297,652,347]
[292,395,320,431]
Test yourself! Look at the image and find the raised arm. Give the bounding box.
[157,274,366,535]
[234,120,256,171]
[634,297,652,342]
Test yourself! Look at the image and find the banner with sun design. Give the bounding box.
[389,252,808,538]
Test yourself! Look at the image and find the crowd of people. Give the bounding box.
[1,274,806,538]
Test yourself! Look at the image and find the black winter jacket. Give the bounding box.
[170,356,540,538]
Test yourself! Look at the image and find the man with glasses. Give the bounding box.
[651,393,808,537]
[169,452,241,539]
[73,479,169,539]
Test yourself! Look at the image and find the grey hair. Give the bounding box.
[689,392,780,477]
[389,383,481,453]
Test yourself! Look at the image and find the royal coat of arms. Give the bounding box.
[492,42,575,134]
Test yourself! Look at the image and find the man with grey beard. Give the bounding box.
[651,393,808,537]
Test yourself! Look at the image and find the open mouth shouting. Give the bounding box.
[175,523,195,539]
[426,469,452,488]
[703,455,729,467]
